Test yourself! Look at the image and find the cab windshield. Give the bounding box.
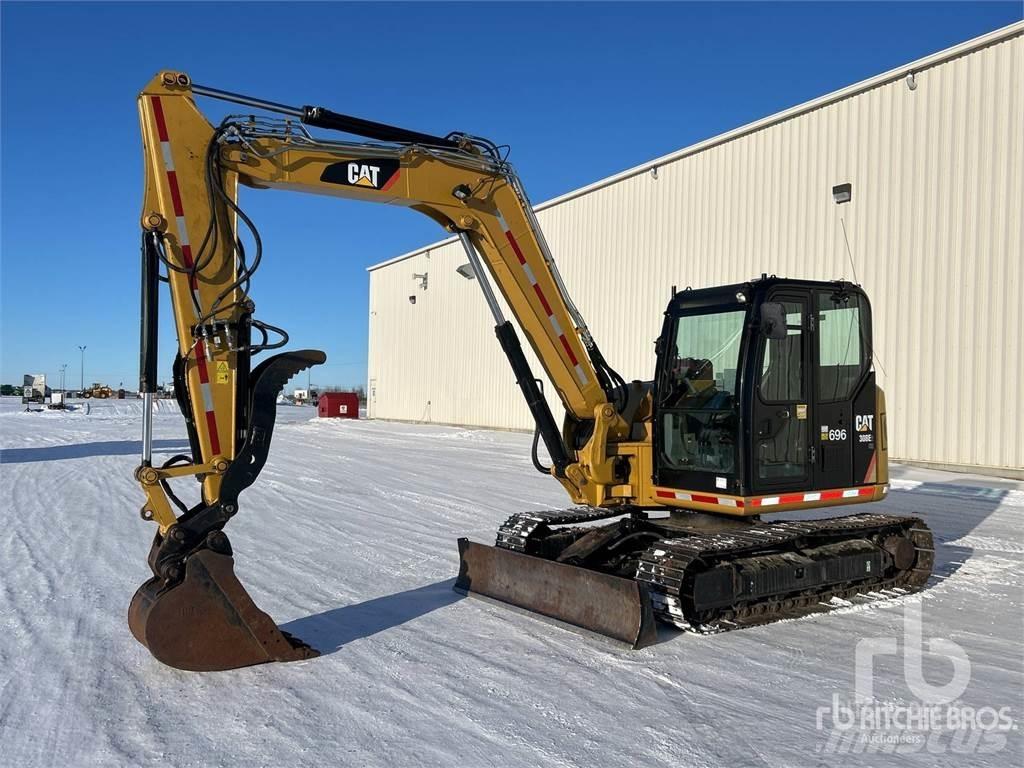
[659,309,746,473]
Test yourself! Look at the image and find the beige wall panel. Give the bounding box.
[369,26,1023,474]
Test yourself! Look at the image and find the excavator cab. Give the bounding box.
[654,277,882,501]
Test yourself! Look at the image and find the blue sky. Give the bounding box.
[1,1,1019,391]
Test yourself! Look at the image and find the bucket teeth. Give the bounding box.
[128,548,318,671]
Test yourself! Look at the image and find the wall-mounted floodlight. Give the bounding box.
[455,263,476,280]
[906,71,917,91]
[408,295,416,305]
[832,183,852,205]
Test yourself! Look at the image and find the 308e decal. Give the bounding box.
[855,413,875,444]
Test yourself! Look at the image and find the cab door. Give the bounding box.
[813,289,873,489]
[750,292,812,494]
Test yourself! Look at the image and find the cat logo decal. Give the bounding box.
[320,158,401,191]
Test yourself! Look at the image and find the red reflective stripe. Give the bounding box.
[166,170,185,217]
[504,231,526,264]
[194,344,220,454]
[380,169,400,192]
[747,487,876,506]
[533,284,554,316]
[152,96,169,142]
[180,245,199,290]
[558,334,579,366]
[654,489,743,507]
[194,342,211,384]
[204,410,221,455]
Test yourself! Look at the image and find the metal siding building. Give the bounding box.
[368,24,1023,477]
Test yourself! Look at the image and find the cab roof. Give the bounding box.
[667,276,864,313]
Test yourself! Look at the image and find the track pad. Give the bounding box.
[128,549,318,671]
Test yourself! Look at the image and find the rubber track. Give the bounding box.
[635,513,934,632]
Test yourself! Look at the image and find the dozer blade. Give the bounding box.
[455,538,658,648]
[128,549,318,671]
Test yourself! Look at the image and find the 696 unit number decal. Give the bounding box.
[820,425,848,442]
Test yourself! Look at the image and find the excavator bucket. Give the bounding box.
[128,549,318,672]
[455,539,658,648]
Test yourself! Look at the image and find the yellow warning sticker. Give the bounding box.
[217,372,229,384]
[216,361,229,384]
[796,403,807,420]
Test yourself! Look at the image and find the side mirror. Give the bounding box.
[760,302,788,340]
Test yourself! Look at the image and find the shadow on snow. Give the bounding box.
[0,439,190,464]
[281,579,463,654]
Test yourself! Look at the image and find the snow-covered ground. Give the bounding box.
[1,396,1020,767]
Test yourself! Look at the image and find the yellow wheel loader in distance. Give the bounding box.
[81,384,114,399]
[130,71,933,671]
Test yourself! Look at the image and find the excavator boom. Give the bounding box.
[131,71,637,669]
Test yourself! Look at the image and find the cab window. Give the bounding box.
[760,303,803,402]
[818,292,867,401]
[659,309,745,473]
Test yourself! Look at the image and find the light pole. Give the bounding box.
[78,345,86,394]
[59,364,68,394]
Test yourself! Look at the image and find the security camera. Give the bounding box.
[408,295,416,305]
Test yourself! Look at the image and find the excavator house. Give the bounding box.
[130,72,933,671]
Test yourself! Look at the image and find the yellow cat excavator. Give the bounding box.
[130,72,933,671]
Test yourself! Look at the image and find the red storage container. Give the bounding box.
[318,392,359,419]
